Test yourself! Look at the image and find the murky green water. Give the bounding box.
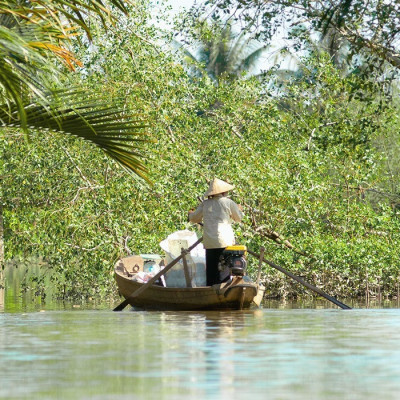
[2,299,400,400]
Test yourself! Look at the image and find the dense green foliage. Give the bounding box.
[2,0,400,301]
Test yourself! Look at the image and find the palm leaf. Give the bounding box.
[0,24,63,131]
[0,14,85,131]
[0,1,138,130]
[0,90,151,182]
[0,0,131,39]
[238,45,269,73]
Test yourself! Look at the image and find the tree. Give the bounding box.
[197,0,400,82]
[177,20,268,84]
[0,0,149,179]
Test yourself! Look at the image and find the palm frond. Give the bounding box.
[177,19,270,83]
[227,29,248,66]
[238,45,269,73]
[0,0,131,40]
[0,90,151,182]
[0,15,84,131]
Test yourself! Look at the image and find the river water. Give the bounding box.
[1,296,400,400]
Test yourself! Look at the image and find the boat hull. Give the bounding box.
[114,256,264,311]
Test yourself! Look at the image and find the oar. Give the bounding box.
[113,237,203,311]
[248,249,351,310]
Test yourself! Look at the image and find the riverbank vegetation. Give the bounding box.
[2,0,400,302]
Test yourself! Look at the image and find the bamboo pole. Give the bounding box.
[248,249,351,310]
[181,248,192,288]
[256,246,265,287]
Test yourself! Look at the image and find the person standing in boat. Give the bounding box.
[188,178,243,286]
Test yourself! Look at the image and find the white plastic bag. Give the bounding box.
[132,271,153,283]
[159,230,206,287]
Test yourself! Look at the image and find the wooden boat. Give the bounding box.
[114,254,265,311]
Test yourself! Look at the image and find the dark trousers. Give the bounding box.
[206,248,225,286]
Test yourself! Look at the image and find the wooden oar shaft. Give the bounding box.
[248,249,351,310]
[113,237,203,311]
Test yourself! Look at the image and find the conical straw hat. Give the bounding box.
[204,178,235,197]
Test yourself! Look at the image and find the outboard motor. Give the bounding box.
[219,245,248,279]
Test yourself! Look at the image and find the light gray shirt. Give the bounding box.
[189,195,243,249]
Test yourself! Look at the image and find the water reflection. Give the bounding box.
[3,263,400,400]
[2,307,400,399]
[155,310,264,399]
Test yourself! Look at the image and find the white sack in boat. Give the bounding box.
[159,230,206,287]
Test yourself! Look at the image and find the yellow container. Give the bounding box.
[224,245,247,255]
